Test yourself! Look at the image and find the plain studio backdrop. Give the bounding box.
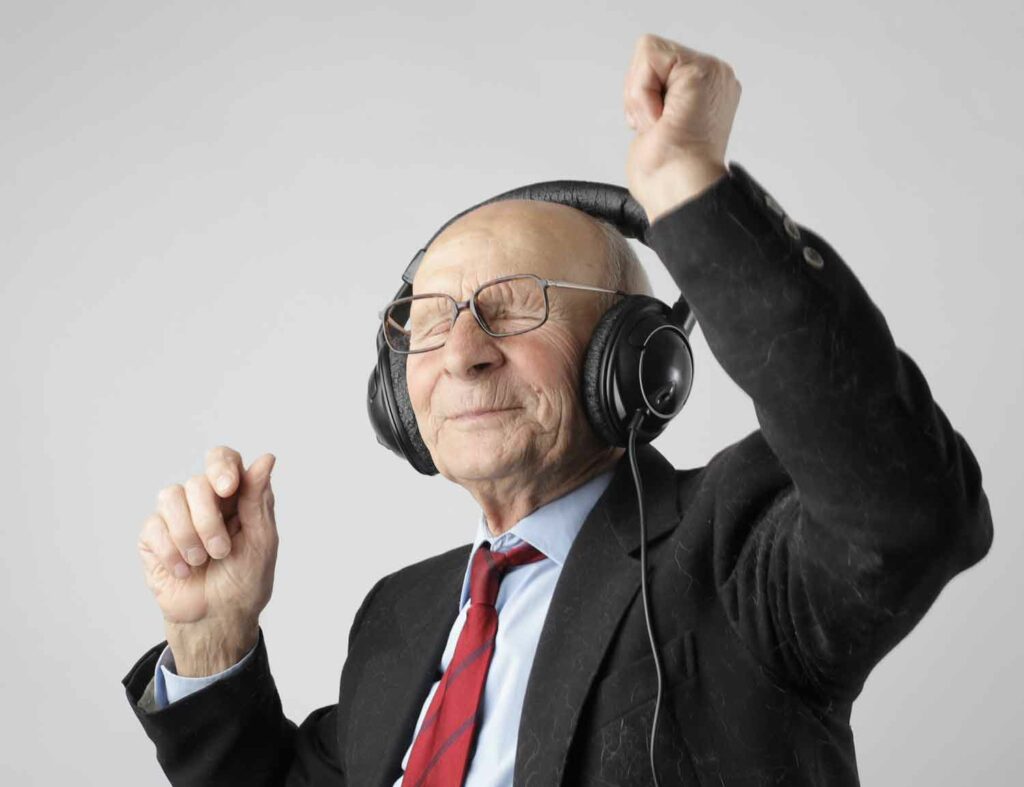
[2,1,1021,784]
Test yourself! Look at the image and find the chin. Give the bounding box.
[436,431,525,481]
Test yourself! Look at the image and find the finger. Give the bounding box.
[205,445,245,498]
[157,483,208,566]
[625,34,673,128]
[238,453,277,541]
[626,60,664,131]
[626,34,705,129]
[184,474,232,559]
[139,513,192,581]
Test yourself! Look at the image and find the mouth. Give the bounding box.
[450,407,521,423]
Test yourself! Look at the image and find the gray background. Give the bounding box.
[2,1,1020,784]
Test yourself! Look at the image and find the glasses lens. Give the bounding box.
[474,276,547,336]
[384,295,453,353]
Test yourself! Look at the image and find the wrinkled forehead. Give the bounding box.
[412,199,607,296]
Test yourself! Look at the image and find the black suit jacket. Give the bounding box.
[123,162,993,786]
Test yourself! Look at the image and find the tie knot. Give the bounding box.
[469,541,546,607]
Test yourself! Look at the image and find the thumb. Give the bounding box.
[238,453,276,531]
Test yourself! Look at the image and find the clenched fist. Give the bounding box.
[623,33,742,223]
[137,447,278,676]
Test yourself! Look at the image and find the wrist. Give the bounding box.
[637,157,728,225]
[164,618,259,677]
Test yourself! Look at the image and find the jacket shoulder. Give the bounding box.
[350,542,471,640]
[377,542,473,596]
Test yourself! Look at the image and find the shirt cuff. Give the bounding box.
[153,638,259,708]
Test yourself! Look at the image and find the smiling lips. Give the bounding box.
[450,407,520,421]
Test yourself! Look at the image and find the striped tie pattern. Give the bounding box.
[401,540,547,787]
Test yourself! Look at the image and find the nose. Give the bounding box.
[443,305,503,379]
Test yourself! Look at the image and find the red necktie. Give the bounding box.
[401,540,547,787]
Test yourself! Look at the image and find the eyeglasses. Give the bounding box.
[379,273,628,354]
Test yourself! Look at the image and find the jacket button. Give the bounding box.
[765,194,785,216]
[783,215,801,240]
[803,245,824,269]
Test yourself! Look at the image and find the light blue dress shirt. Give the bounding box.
[153,468,614,785]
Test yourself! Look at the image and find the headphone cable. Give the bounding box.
[627,407,664,787]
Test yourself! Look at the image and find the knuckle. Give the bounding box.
[192,521,215,542]
[143,519,176,563]
[140,513,159,536]
[157,484,182,505]
[682,60,710,81]
[159,538,180,564]
[639,32,661,49]
[141,517,165,547]
[163,505,195,537]
[196,520,225,545]
[184,474,207,496]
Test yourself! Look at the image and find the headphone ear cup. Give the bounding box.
[388,349,439,475]
[582,295,694,448]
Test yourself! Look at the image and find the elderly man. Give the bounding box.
[123,33,993,786]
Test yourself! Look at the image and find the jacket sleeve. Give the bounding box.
[155,638,258,708]
[121,574,389,786]
[644,161,993,702]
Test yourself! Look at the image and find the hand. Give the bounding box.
[623,33,742,224]
[137,447,278,675]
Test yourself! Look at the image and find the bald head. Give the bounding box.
[414,198,653,306]
[587,213,655,309]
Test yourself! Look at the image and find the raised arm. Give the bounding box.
[623,33,993,701]
[647,161,992,699]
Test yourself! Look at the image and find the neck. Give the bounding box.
[467,446,625,537]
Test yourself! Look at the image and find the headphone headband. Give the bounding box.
[400,179,653,287]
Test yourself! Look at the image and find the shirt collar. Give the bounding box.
[457,468,616,611]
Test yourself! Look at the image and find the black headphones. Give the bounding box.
[366,179,697,476]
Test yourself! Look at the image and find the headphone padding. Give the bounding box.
[388,350,438,475]
[582,296,644,447]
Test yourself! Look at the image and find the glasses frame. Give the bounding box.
[379,272,629,355]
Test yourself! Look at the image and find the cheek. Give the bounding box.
[518,329,587,417]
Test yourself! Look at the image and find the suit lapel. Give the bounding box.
[513,443,681,786]
[350,444,679,787]
[352,546,470,787]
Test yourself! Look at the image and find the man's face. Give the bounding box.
[406,200,614,484]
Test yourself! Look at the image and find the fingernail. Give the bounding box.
[216,475,233,495]
[186,547,207,566]
[174,562,191,579]
[208,536,230,559]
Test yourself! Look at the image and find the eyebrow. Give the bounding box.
[413,270,529,297]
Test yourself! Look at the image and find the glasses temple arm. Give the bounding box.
[544,279,627,295]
